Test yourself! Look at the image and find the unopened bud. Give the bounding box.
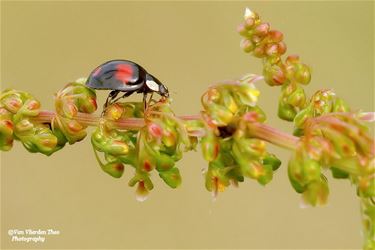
[254,23,270,37]
[302,178,329,206]
[102,162,124,178]
[159,168,182,188]
[294,63,311,85]
[268,30,283,42]
[241,38,255,53]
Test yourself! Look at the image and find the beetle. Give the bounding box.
[85,59,169,112]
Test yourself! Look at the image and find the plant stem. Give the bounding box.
[32,110,300,150]
[247,122,299,150]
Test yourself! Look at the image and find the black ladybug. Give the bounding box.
[85,60,169,111]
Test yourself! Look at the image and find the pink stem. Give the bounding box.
[32,110,300,150]
[247,122,299,150]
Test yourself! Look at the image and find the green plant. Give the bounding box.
[1,8,374,249]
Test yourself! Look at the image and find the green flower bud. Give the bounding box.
[156,153,175,171]
[102,162,124,178]
[262,153,281,171]
[240,38,255,53]
[310,89,335,115]
[208,104,234,126]
[358,176,375,197]
[237,23,250,36]
[2,94,23,113]
[294,63,311,85]
[330,167,349,179]
[233,138,266,158]
[257,164,273,185]
[0,119,14,137]
[244,17,256,29]
[159,168,182,188]
[205,162,232,194]
[288,158,306,193]
[241,160,266,180]
[62,102,78,119]
[223,92,239,114]
[287,86,306,108]
[184,119,205,137]
[105,103,124,120]
[201,131,219,162]
[15,119,34,133]
[263,63,286,86]
[0,118,14,151]
[322,128,356,158]
[278,101,297,121]
[161,128,177,147]
[302,178,329,206]
[294,107,312,129]
[107,140,129,156]
[302,159,321,183]
[21,126,59,156]
[243,106,267,123]
[235,84,260,107]
[332,98,350,112]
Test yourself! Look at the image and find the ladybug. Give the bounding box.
[85,59,169,111]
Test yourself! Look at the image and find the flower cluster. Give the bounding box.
[92,99,190,201]
[289,112,374,206]
[293,89,350,136]
[0,90,58,155]
[200,76,281,197]
[0,80,97,155]
[53,79,98,144]
[238,8,311,121]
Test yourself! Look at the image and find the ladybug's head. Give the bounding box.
[158,84,169,98]
[145,74,169,98]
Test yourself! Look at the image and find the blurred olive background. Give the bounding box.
[1,1,373,249]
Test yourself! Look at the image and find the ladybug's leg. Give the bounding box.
[102,90,120,116]
[147,92,154,106]
[143,93,148,111]
[111,90,135,104]
[104,90,120,108]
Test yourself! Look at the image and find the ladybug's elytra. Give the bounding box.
[85,60,169,111]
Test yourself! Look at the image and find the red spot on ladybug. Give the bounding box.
[115,64,133,84]
[93,67,102,77]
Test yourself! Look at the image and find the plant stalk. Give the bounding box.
[32,111,300,151]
